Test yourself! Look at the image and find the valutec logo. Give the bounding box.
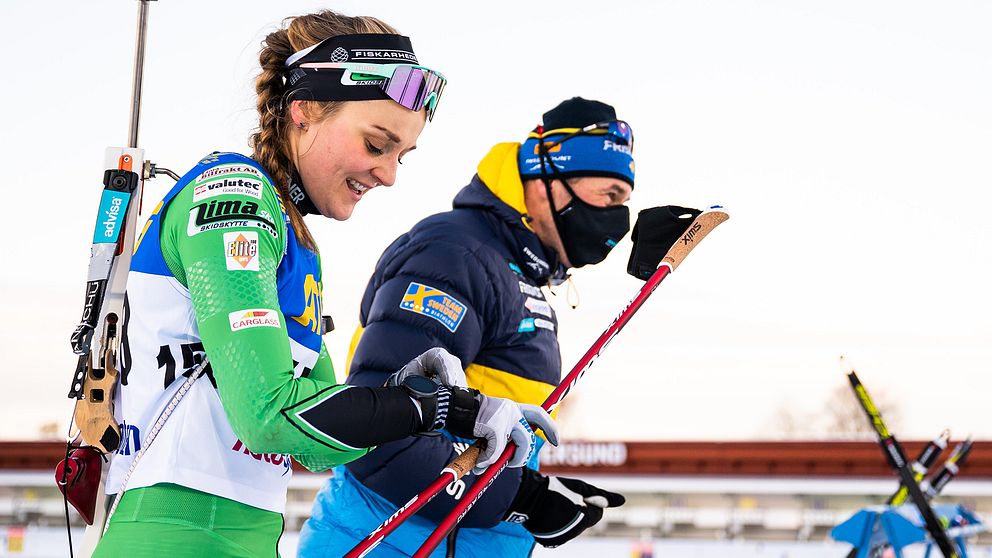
[229,309,281,331]
[192,178,263,202]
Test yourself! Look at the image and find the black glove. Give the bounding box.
[504,468,625,547]
[627,205,703,280]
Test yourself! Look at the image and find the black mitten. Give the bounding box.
[627,205,703,280]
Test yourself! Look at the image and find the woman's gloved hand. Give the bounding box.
[386,347,468,389]
[465,395,558,474]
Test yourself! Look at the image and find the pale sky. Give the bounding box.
[1,0,989,442]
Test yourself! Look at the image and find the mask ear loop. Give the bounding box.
[566,274,580,309]
[544,267,578,308]
[536,128,584,202]
[536,127,577,268]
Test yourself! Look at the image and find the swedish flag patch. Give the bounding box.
[400,282,466,332]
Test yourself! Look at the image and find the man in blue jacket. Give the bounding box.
[299,98,633,557]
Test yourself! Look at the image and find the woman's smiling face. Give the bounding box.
[290,99,426,221]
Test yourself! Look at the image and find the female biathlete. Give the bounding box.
[93,10,554,557]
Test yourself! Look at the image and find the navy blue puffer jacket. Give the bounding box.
[344,142,563,527]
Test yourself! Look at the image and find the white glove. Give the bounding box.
[472,396,558,475]
[387,347,468,389]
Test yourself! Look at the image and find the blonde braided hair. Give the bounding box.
[249,10,399,250]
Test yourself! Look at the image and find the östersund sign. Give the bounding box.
[540,442,628,467]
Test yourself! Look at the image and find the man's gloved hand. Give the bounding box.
[462,396,558,474]
[443,390,558,474]
[384,349,558,467]
[505,468,625,547]
[386,347,468,389]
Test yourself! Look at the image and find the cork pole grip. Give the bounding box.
[446,444,482,479]
[662,209,730,271]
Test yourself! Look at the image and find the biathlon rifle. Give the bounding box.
[55,2,180,556]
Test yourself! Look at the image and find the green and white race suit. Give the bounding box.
[107,152,417,513]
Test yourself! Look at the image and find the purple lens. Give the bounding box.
[384,66,426,110]
[377,65,446,120]
[609,121,634,146]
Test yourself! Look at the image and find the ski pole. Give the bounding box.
[923,437,973,501]
[887,429,949,505]
[845,362,960,558]
[845,429,950,558]
[343,205,729,558]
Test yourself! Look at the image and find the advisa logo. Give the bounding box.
[229,309,281,331]
[93,190,131,244]
[224,231,259,271]
[103,196,123,237]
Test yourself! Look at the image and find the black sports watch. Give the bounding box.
[399,375,443,436]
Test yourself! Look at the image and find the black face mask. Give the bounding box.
[544,177,630,268]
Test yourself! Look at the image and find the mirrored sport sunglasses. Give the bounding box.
[538,120,634,152]
[298,62,447,121]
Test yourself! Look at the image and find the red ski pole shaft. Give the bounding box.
[342,445,480,558]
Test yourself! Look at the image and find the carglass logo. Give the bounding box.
[229,309,281,331]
